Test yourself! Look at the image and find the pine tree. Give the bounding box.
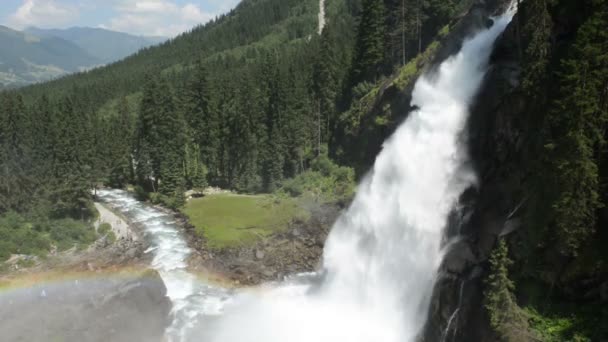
[484,240,530,341]
[185,61,220,184]
[135,76,163,187]
[135,76,187,194]
[158,79,187,195]
[107,98,134,188]
[313,27,338,154]
[0,93,34,212]
[184,143,208,189]
[351,0,387,83]
[521,0,553,94]
[544,5,608,256]
[48,97,91,217]
[286,67,314,176]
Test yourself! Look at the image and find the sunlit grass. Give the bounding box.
[183,194,307,249]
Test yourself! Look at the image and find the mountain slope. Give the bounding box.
[0,25,100,88]
[19,0,329,110]
[26,27,166,64]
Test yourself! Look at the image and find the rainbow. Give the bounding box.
[0,265,239,295]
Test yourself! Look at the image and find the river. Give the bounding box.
[96,189,232,341]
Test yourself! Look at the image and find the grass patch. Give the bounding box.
[183,194,307,249]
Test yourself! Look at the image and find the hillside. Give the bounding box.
[19,0,333,111]
[0,25,99,88]
[26,27,166,64]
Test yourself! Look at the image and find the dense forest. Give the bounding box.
[1,0,607,340]
[1,0,466,219]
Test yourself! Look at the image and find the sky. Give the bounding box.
[0,0,241,37]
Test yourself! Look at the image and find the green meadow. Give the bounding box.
[183,194,308,249]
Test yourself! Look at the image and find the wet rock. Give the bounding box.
[469,266,484,280]
[443,241,476,274]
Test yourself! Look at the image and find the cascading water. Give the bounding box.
[95,190,231,342]
[98,6,514,342]
[203,8,515,342]
[318,0,326,34]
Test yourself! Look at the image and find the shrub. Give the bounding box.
[279,155,355,202]
[106,231,117,244]
[48,219,96,251]
[97,223,117,243]
[0,240,13,262]
[0,212,51,259]
[98,223,112,235]
[0,211,97,259]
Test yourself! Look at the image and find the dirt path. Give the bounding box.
[94,202,137,241]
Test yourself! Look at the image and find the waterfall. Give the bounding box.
[318,0,326,34]
[442,281,466,342]
[97,6,514,342]
[205,8,515,342]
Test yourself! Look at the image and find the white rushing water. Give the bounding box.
[95,189,232,342]
[318,0,326,34]
[98,7,513,342]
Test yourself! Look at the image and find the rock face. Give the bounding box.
[422,2,528,341]
[0,269,171,342]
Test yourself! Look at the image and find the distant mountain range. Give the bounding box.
[26,27,167,64]
[0,26,166,88]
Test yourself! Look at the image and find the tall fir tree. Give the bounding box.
[544,4,608,256]
[185,60,220,184]
[313,26,339,154]
[351,0,387,83]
